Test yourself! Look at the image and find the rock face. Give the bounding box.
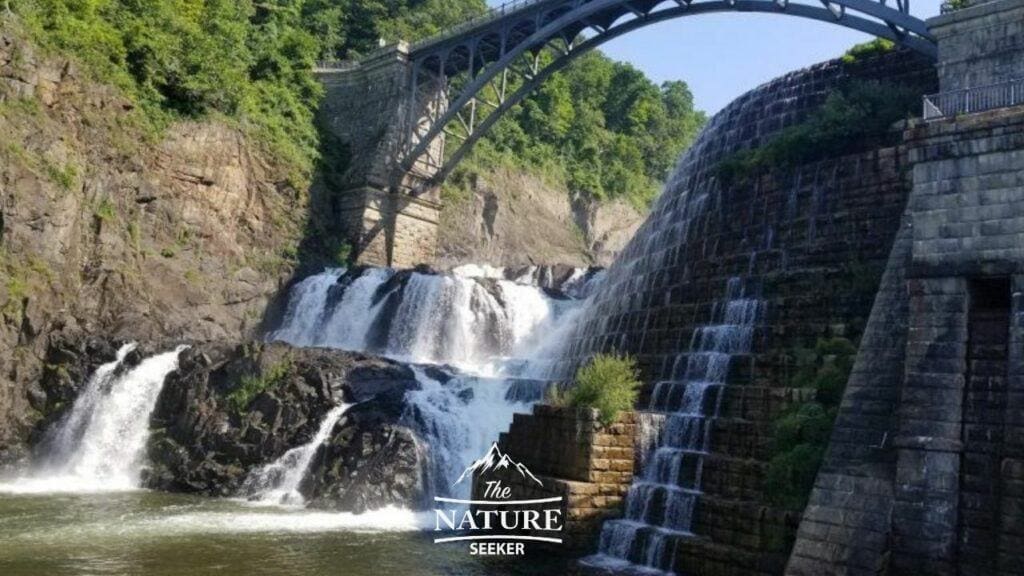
[305,392,429,512]
[27,333,122,447]
[143,342,427,510]
[436,165,643,268]
[0,24,304,461]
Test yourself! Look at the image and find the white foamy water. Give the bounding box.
[150,506,430,534]
[590,278,762,572]
[0,345,188,494]
[242,404,352,506]
[269,267,595,501]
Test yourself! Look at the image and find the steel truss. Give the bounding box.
[398,0,935,193]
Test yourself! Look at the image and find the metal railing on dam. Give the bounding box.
[923,78,1024,120]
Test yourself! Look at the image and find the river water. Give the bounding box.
[0,490,577,576]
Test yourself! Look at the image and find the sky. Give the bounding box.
[485,0,945,114]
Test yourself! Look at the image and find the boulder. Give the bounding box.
[141,341,425,509]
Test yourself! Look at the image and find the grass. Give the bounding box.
[45,160,77,190]
[226,358,294,412]
[126,219,141,253]
[0,250,53,318]
[93,197,116,222]
[3,139,79,192]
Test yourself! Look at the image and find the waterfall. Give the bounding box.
[269,266,593,501]
[242,404,353,506]
[41,342,138,463]
[402,368,537,499]
[1,345,188,494]
[590,278,761,573]
[270,267,584,369]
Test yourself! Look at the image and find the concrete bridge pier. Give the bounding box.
[317,43,446,268]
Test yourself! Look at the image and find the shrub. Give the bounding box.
[565,354,642,426]
[93,197,116,222]
[841,38,895,65]
[227,358,293,412]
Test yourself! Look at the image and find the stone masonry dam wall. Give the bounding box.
[548,49,937,575]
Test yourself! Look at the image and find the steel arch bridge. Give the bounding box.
[346,0,936,194]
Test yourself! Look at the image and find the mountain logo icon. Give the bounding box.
[453,442,544,487]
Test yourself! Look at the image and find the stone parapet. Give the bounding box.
[474,405,637,552]
[498,405,637,485]
[928,0,1024,91]
[904,106,1024,277]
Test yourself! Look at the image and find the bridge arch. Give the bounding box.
[395,0,935,193]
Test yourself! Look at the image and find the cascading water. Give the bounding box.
[269,266,599,501]
[588,278,760,572]
[242,404,353,506]
[2,344,188,493]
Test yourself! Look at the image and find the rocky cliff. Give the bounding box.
[436,165,643,268]
[0,25,305,463]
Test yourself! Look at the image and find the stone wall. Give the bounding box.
[788,3,1024,572]
[930,0,1024,91]
[906,107,1024,277]
[317,45,444,267]
[472,405,636,551]
[784,211,913,576]
[545,49,935,575]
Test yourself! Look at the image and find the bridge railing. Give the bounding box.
[923,78,1024,120]
[314,60,359,72]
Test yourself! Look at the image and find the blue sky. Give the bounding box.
[485,0,944,113]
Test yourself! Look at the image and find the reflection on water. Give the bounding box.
[0,491,579,576]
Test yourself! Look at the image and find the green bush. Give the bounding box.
[564,354,642,426]
[841,38,895,65]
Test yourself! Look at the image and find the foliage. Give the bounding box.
[766,337,857,510]
[942,0,972,12]
[6,0,317,182]
[45,160,77,190]
[227,358,293,412]
[464,51,706,210]
[714,79,924,187]
[564,354,642,426]
[841,38,895,65]
[0,249,52,319]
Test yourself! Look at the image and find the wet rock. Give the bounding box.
[28,332,122,445]
[142,341,424,510]
[305,387,428,512]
